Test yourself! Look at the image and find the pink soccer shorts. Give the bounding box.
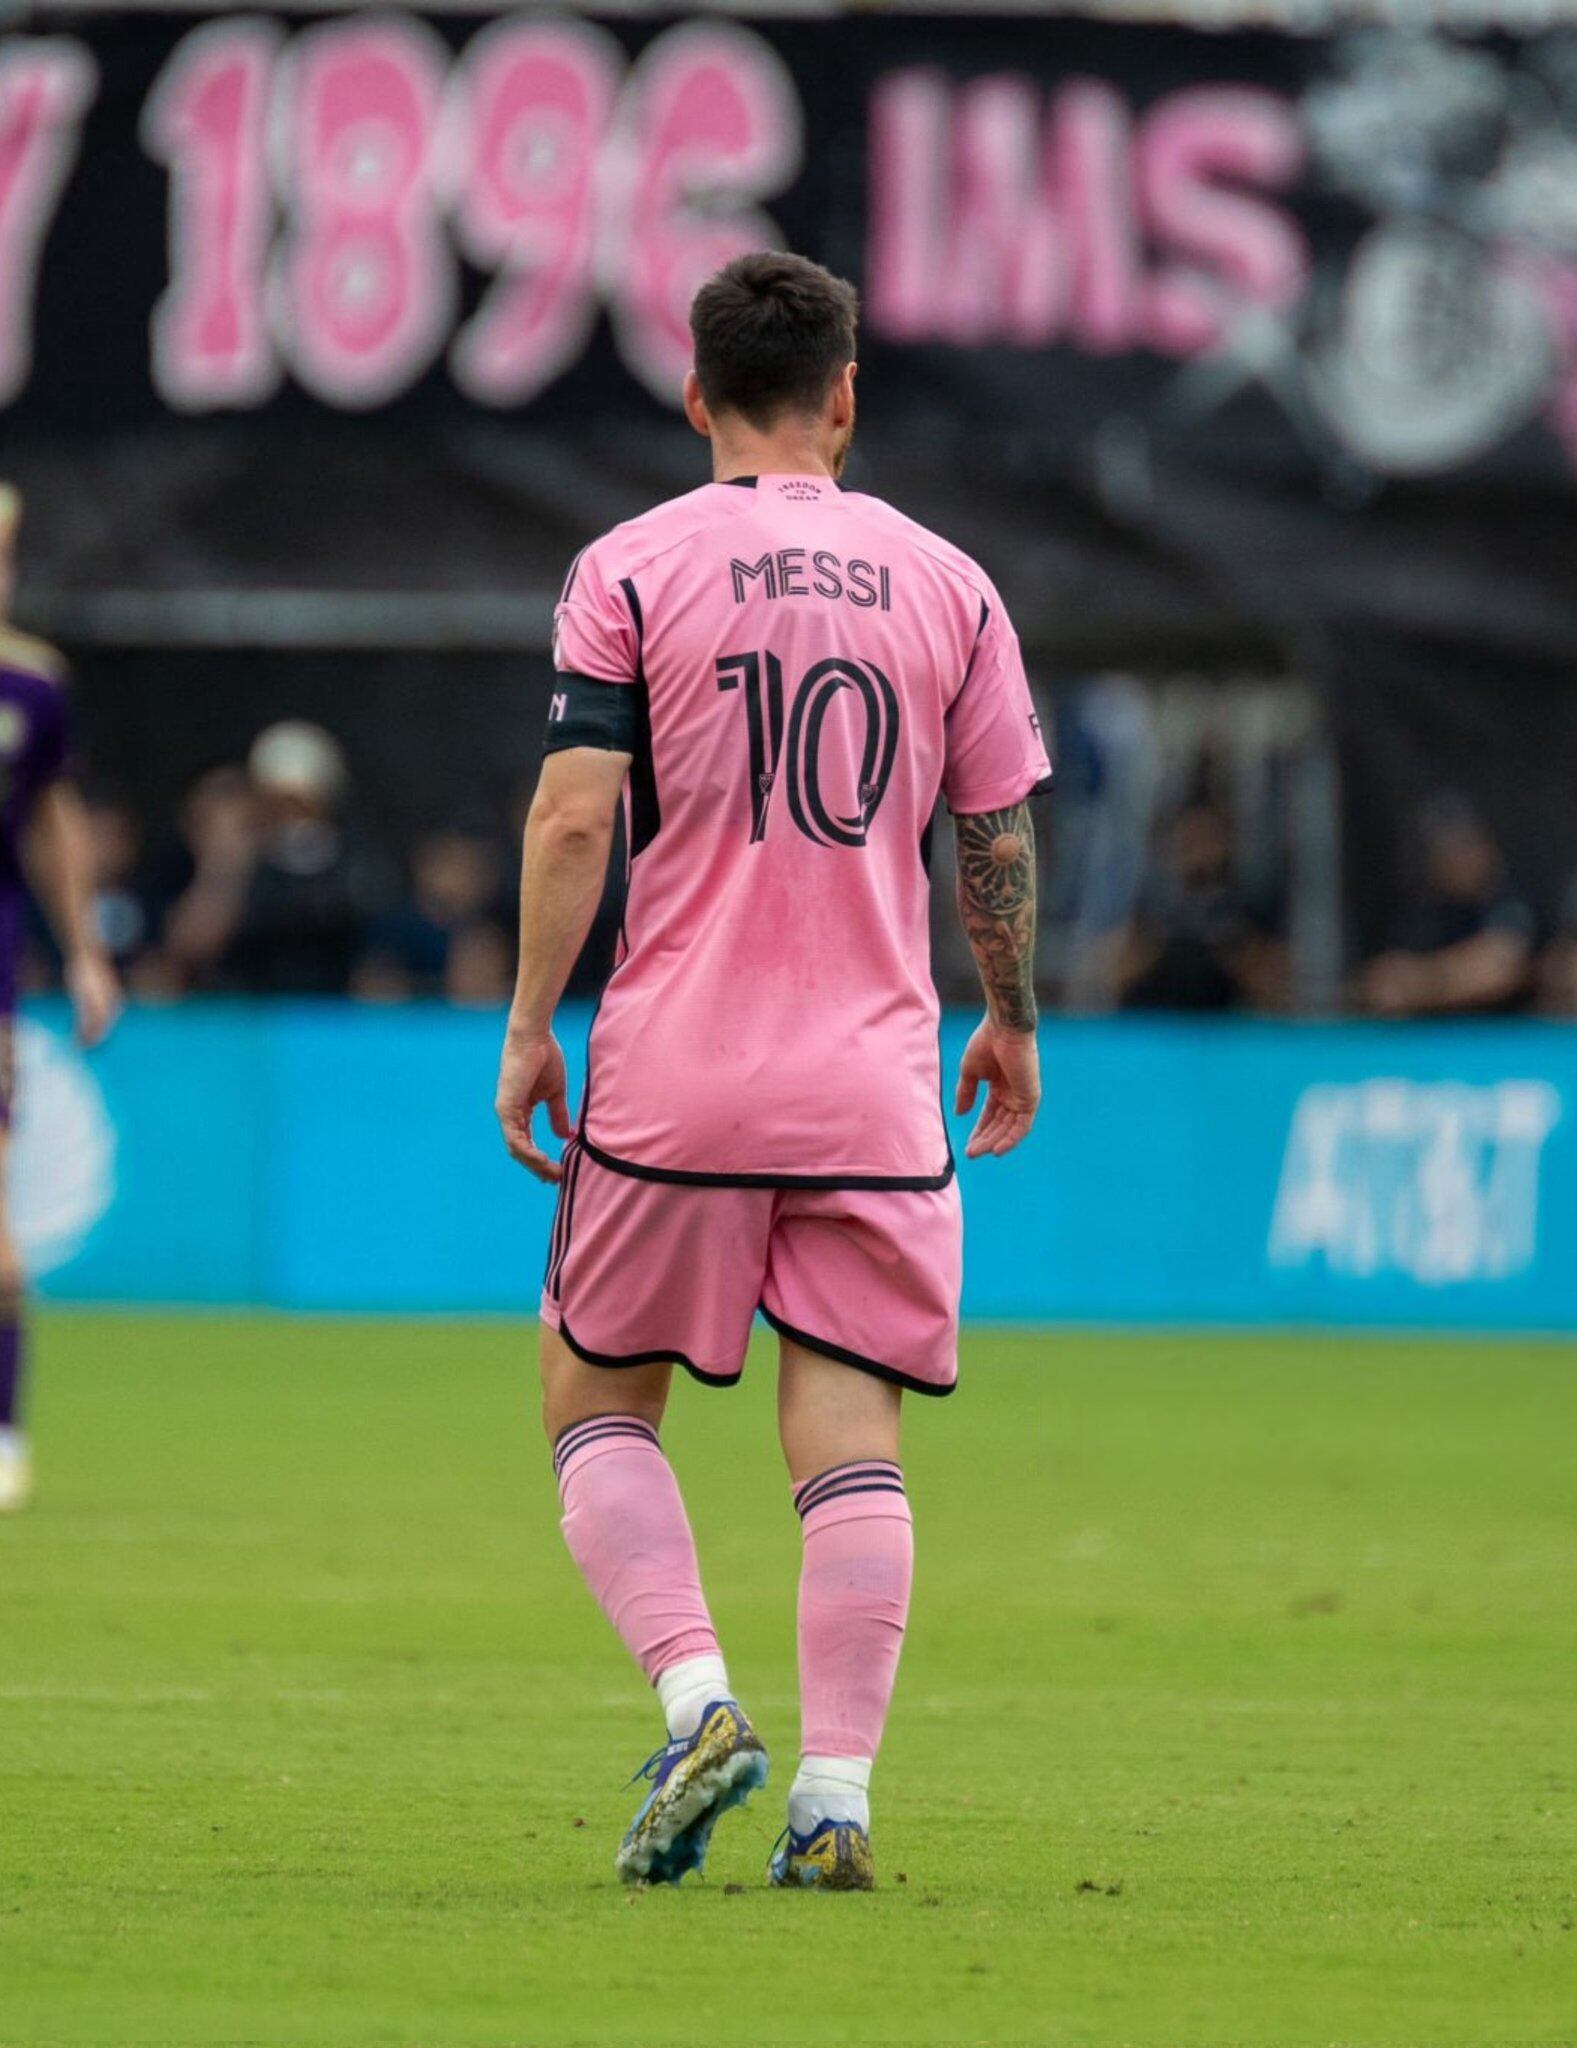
[540,1142,962,1395]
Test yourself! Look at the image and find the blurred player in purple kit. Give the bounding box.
[496,257,1048,1888]
[0,486,121,1511]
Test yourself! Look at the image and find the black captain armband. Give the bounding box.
[542,672,639,755]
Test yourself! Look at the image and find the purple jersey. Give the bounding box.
[0,633,71,1014]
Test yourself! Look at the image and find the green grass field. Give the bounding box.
[3,1312,1575,2048]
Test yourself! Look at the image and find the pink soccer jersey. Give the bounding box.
[549,472,1051,1186]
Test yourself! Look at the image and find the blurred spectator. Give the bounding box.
[1355,800,1533,1017]
[231,723,391,994]
[353,829,507,1000]
[1537,872,1577,1013]
[165,724,391,994]
[23,792,162,993]
[82,795,161,984]
[346,951,411,1005]
[1110,797,1286,1012]
[444,919,514,1006]
[158,767,261,989]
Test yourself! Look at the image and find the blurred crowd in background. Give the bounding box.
[30,672,1576,1021]
[45,720,547,1010]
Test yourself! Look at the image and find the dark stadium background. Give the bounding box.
[10,4,1577,1024]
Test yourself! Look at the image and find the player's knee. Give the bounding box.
[539,1378,581,1446]
[538,1323,667,1443]
[541,1380,666,1444]
[777,1345,901,1484]
[538,1356,575,1445]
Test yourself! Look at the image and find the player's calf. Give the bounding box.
[776,1458,914,1889]
[550,1405,763,1882]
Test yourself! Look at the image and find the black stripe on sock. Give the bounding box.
[797,1479,909,1520]
[795,1475,903,1518]
[553,1426,657,1480]
[552,1415,658,1476]
[794,1460,902,1515]
[553,1415,657,1460]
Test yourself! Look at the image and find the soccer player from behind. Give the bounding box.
[0,486,121,1511]
[495,255,1049,1889]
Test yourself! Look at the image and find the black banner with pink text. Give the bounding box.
[4,11,1577,665]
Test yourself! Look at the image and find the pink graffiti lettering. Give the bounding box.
[607,21,801,401]
[1137,86,1307,355]
[0,40,95,405]
[448,18,620,406]
[143,18,281,409]
[135,16,799,412]
[868,67,1307,360]
[273,16,454,408]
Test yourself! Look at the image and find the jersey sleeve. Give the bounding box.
[941,593,1052,814]
[551,540,640,686]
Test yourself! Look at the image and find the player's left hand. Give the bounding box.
[955,1014,1040,1160]
[496,1027,573,1182]
[66,949,122,1050]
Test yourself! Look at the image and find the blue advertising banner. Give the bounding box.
[17,1001,1577,1331]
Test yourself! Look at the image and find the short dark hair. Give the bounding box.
[690,252,859,430]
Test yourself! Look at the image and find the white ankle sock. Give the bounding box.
[656,1653,731,1740]
[789,1755,872,1835]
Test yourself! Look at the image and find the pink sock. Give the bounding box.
[794,1460,914,1763]
[554,1416,721,1687]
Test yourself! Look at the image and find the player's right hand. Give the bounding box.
[954,1015,1040,1160]
[496,1028,573,1182]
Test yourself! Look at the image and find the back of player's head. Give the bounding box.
[690,253,858,431]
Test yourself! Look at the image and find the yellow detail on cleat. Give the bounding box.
[776,1822,876,1892]
[615,1701,768,1886]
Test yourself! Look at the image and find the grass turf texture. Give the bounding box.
[3,1313,1575,2048]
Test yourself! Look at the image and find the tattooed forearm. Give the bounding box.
[955,802,1038,1033]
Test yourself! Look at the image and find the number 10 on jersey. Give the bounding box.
[716,650,900,851]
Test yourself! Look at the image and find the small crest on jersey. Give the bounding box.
[0,704,27,757]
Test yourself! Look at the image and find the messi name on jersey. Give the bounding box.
[730,550,893,610]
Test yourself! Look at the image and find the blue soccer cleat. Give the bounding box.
[768,1818,877,1891]
[615,1699,768,1886]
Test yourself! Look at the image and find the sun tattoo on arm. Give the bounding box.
[955,802,1039,1033]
